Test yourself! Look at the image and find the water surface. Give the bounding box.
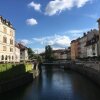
[0,67,100,100]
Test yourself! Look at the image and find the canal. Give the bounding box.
[0,66,100,100]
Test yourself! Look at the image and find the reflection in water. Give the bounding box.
[0,66,100,100]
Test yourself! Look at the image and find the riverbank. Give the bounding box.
[64,62,100,86]
[0,63,39,94]
[0,72,33,94]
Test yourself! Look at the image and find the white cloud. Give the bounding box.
[33,48,45,54]
[28,1,41,11]
[66,27,98,40]
[85,14,99,19]
[67,29,86,34]
[33,34,71,48]
[26,18,38,26]
[45,0,92,16]
[19,39,32,46]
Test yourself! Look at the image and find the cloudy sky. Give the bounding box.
[0,0,100,53]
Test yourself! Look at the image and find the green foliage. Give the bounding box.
[28,48,35,60]
[0,63,33,82]
[36,55,43,62]
[45,45,53,61]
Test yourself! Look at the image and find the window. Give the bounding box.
[3,46,6,51]
[12,56,14,60]
[10,48,13,52]
[1,55,4,60]
[9,56,11,60]
[3,37,7,43]
[3,27,7,33]
[5,55,7,60]
[10,30,13,36]
[10,39,13,45]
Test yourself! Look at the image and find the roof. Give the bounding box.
[0,16,15,30]
[85,35,99,46]
[18,43,28,51]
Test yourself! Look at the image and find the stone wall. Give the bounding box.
[0,73,33,94]
[64,62,100,86]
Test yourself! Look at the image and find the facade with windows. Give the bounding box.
[0,16,15,62]
[78,33,87,58]
[71,39,79,60]
[86,34,99,57]
[18,43,28,61]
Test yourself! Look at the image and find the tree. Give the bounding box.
[28,48,35,60]
[45,45,53,61]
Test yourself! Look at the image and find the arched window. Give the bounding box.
[1,55,4,60]
[5,55,7,60]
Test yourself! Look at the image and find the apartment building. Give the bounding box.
[71,39,79,60]
[18,43,28,61]
[84,29,99,57]
[0,16,15,62]
[97,18,100,56]
[78,33,87,58]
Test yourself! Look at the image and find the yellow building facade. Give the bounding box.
[71,40,79,60]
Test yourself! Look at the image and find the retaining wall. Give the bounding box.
[64,63,100,86]
[0,73,33,94]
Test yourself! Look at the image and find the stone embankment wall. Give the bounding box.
[64,62,100,86]
[0,73,33,94]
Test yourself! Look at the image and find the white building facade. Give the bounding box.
[18,43,28,61]
[86,33,99,57]
[78,33,87,58]
[15,43,20,62]
[0,16,15,62]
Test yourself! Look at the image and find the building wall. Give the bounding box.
[20,49,28,61]
[97,19,100,56]
[71,40,79,60]
[53,52,61,59]
[78,36,87,58]
[15,47,20,62]
[61,54,67,59]
[0,17,15,62]
[87,43,98,57]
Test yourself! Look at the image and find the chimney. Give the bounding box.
[97,18,100,32]
[83,32,86,36]
[0,16,3,22]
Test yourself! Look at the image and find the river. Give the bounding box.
[0,66,100,100]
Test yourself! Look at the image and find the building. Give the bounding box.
[53,50,62,59]
[15,42,20,62]
[60,49,67,60]
[66,47,71,60]
[18,43,28,61]
[85,29,99,57]
[0,16,15,62]
[71,39,79,60]
[53,49,67,60]
[78,33,87,58]
[97,18,100,56]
